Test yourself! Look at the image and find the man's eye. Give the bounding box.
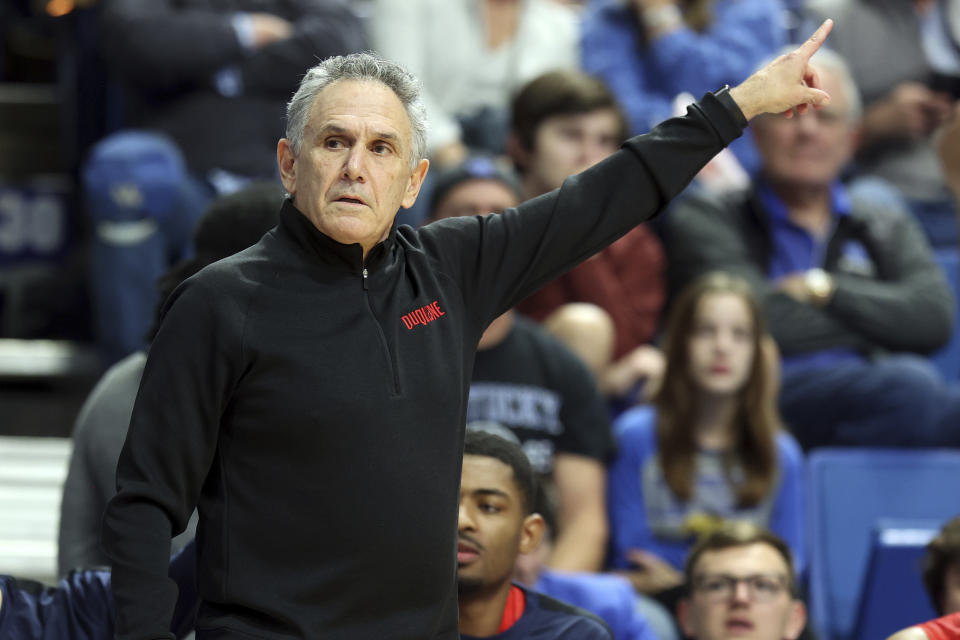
[702,578,728,592]
[753,577,781,593]
[325,139,344,149]
[480,503,500,514]
[372,143,391,154]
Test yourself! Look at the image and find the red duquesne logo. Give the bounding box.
[401,300,446,330]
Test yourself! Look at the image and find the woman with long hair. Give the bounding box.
[607,272,804,597]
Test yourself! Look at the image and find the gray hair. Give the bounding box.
[285,52,428,168]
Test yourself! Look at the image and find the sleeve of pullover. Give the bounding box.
[420,90,746,329]
[101,275,248,640]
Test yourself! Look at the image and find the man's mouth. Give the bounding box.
[457,541,481,565]
[335,196,366,206]
[725,617,755,633]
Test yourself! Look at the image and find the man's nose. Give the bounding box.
[342,145,366,181]
[731,579,752,603]
[458,503,475,531]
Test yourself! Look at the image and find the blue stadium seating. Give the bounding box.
[807,449,960,640]
[930,249,960,381]
[852,520,939,640]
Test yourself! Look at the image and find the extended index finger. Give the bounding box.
[796,18,834,62]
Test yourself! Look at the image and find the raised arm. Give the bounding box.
[420,21,835,327]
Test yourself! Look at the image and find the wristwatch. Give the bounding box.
[804,268,835,305]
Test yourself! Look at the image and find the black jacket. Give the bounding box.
[102,91,746,640]
[664,182,954,356]
[99,0,367,177]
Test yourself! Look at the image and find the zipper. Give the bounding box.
[362,265,401,395]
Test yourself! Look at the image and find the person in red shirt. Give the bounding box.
[507,70,668,404]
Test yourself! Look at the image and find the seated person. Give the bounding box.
[457,430,613,639]
[887,613,960,640]
[513,487,657,640]
[369,0,578,164]
[429,157,614,573]
[678,523,807,640]
[507,70,668,404]
[581,0,785,174]
[87,0,366,363]
[925,516,960,617]
[608,273,804,608]
[664,48,960,449]
[807,0,959,247]
[57,183,282,575]
[0,542,197,639]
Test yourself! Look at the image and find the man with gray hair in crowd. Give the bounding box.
[664,47,960,450]
[103,22,836,640]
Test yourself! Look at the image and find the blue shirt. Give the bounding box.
[581,0,784,173]
[760,179,864,370]
[607,406,806,575]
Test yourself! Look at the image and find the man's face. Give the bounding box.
[679,543,806,640]
[751,68,857,190]
[431,179,519,220]
[944,562,960,614]
[457,455,543,596]
[277,79,429,252]
[521,108,622,195]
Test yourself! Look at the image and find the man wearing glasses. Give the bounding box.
[678,523,806,640]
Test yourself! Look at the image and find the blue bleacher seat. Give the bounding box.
[807,449,960,640]
[853,520,939,640]
[929,248,960,381]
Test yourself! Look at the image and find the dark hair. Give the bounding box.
[684,522,797,596]
[146,181,284,341]
[510,69,630,153]
[923,515,960,615]
[654,272,780,507]
[463,430,537,514]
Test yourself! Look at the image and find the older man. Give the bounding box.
[103,23,834,640]
[678,524,806,640]
[665,48,960,449]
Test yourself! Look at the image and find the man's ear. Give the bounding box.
[277,138,297,195]
[518,513,545,555]
[677,598,696,638]
[784,600,807,640]
[401,158,431,209]
[505,131,529,171]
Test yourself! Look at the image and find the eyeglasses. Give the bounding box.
[693,573,789,602]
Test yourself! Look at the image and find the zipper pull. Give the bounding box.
[362,267,369,291]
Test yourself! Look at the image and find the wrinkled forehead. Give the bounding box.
[307,79,412,139]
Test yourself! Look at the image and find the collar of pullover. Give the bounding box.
[278,198,396,273]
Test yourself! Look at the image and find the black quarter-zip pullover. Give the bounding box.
[102,90,746,639]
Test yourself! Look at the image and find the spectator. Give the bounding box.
[457,431,614,639]
[608,272,804,622]
[370,0,579,165]
[664,49,960,449]
[513,486,658,640]
[887,613,960,640]
[807,0,959,247]
[678,523,807,640]
[0,543,197,640]
[581,0,786,172]
[57,183,282,576]
[85,0,366,364]
[429,156,614,574]
[924,515,960,617]
[508,70,668,405]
